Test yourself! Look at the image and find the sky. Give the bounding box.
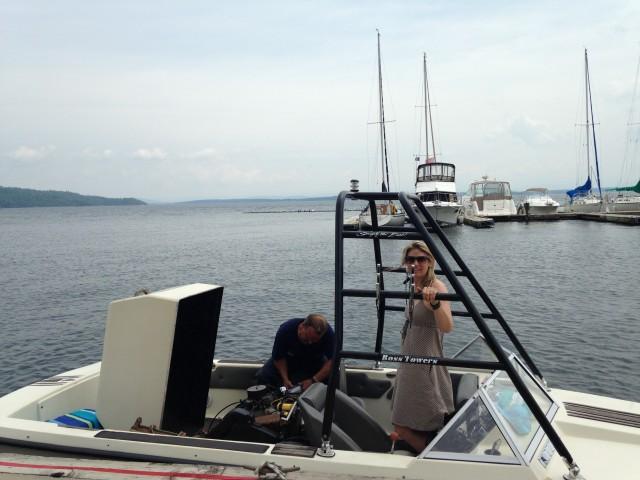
[1,1,640,201]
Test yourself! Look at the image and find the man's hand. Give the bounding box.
[301,378,314,391]
[283,379,294,389]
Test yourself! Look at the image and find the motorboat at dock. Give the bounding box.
[517,188,560,215]
[462,177,517,218]
[1,192,638,480]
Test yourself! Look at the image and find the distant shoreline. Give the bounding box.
[0,186,145,208]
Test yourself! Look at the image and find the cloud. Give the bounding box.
[184,148,219,159]
[489,116,557,146]
[133,147,167,160]
[10,145,56,161]
[81,148,114,159]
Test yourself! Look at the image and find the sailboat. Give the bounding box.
[359,31,405,227]
[566,49,604,213]
[608,52,640,212]
[414,53,462,226]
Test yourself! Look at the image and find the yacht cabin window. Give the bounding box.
[416,163,456,183]
[419,192,459,203]
[469,182,512,200]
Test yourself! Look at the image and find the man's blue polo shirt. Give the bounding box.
[272,318,335,372]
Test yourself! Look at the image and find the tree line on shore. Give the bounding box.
[0,186,145,208]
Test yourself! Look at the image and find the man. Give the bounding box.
[256,314,335,391]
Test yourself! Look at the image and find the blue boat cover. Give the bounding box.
[566,176,592,200]
[48,408,103,429]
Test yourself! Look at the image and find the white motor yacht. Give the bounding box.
[413,53,461,227]
[463,177,517,217]
[415,162,461,226]
[1,191,637,480]
[517,188,560,215]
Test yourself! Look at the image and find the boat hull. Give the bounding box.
[463,199,517,217]
[517,204,559,215]
[358,213,405,227]
[421,203,461,226]
[566,200,603,213]
[608,196,640,213]
[2,360,639,480]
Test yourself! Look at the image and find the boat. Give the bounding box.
[359,31,405,228]
[608,52,640,213]
[462,176,517,217]
[1,191,638,480]
[413,53,462,227]
[516,188,560,215]
[566,49,604,213]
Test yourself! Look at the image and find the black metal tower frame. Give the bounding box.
[320,190,580,475]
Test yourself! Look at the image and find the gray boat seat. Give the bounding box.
[299,383,391,452]
[299,383,359,451]
[451,372,479,410]
[333,385,391,452]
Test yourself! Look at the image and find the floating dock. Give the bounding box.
[464,211,640,227]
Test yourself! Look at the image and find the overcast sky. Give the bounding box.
[1,1,639,201]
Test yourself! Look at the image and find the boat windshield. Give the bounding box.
[417,163,455,183]
[423,352,556,464]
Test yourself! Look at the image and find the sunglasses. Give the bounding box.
[405,255,432,264]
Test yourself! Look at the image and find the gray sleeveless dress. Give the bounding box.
[391,299,454,431]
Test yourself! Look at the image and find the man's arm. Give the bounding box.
[300,358,333,391]
[273,358,293,388]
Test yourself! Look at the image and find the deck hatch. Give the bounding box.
[271,443,316,457]
[564,402,640,428]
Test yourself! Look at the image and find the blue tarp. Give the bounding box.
[566,177,592,200]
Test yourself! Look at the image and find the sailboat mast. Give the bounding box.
[377,30,390,192]
[423,53,430,162]
[425,54,436,162]
[586,51,603,199]
[584,49,591,191]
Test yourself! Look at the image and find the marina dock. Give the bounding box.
[464,211,640,227]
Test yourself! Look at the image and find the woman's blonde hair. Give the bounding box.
[401,240,435,287]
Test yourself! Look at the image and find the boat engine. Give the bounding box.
[206,384,302,443]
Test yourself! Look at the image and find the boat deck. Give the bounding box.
[0,453,387,480]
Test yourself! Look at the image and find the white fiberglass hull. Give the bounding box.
[1,361,639,480]
[463,199,517,218]
[567,199,603,213]
[359,213,405,227]
[528,205,558,215]
[608,196,640,212]
[421,203,461,226]
[518,204,559,215]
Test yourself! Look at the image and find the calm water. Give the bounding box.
[1,200,639,402]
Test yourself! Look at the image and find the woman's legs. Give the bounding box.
[393,425,436,453]
[394,425,427,453]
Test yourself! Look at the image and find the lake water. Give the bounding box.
[1,199,639,402]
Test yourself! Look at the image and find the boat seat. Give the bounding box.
[333,385,391,453]
[451,372,479,411]
[299,383,391,452]
[338,363,365,408]
[299,383,360,451]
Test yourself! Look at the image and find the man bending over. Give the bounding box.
[256,314,334,391]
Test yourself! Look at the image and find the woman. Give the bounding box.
[392,240,454,453]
